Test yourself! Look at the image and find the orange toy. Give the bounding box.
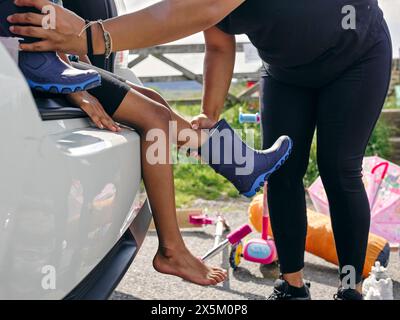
[248,194,390,278]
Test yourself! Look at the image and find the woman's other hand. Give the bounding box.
[191,113,218,130]
[7,0,87,55]
[67,92,121,132]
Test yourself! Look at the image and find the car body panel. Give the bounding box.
[0,42,150,300]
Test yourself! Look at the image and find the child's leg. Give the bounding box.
[125,82,206,149]
[113,89,226,286]
[125,83,293,199]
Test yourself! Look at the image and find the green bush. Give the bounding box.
[365,119,392,158]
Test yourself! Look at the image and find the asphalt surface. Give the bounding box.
[112,198,400,300]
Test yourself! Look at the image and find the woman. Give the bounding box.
[8,0,393,300]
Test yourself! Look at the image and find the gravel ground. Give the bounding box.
[112,198,400,300]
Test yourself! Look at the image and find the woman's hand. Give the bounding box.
[7,0,87,55]
[67,92,121,132]
[8,0,245,54]
[191,113,218,130]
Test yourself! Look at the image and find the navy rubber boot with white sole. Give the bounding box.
[0,0,101,93]
[18,51,101,93]
[199,119,292,198]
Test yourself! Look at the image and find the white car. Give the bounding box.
[0,0,151,300]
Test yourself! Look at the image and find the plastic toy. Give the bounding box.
[201,224,252,262]
[239,112,260,124]
[248,194,391,278]
[363,261,394,300]
[189,213,230,232]
[190,213,231,248]
[309,156,400,244]
[230,184,277,269]
[238,106,261,125]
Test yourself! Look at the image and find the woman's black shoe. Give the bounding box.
[267,279,311,300]
[334,287,363,300]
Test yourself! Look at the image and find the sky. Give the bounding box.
[124,0,400,58]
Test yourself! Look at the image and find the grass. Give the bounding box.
[173,104,201,118]
[172,100,394,207]
[174,164,239,207]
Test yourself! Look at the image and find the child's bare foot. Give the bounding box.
[153,246,227,286]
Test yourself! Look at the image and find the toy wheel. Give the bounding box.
[229,241,243,270]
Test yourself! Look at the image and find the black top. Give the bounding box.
[217,0,384,70]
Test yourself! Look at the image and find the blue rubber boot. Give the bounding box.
[199,119,293,198]
[18,51,101,93]
[0,0,101,93]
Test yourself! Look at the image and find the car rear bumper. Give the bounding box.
[63,200,151,300]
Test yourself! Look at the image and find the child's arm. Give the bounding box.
[66,90,121,132]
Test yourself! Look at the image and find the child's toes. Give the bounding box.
[212,268,227,278]
[206,276,219,286]
[212,266,226,273]
[210,270,226,283]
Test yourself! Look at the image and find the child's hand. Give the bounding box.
[67,92,121,132]
[191,113,218,130]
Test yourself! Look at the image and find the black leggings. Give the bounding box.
[260,21,392,283]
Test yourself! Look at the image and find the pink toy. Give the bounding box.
[227,224,253,244]
[189,214,215,226]
[189,213,231,246]
[243,184,277,264]
[201,224,253,262]
[230,184,277,269]
[189,214,230,230]
[309,156,400,244]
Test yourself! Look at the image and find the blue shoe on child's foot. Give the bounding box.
[0,0,101,93]
[19,52,101,93]
[199,119,292,198]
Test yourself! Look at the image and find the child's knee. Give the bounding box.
[142,87,169,109]
[143,103,172,131]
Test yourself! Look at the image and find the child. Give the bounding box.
[3,0,292,286]
[66,61,292,286]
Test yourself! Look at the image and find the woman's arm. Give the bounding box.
[191,27,236,129]
[96,0,244,53]
[9,0,245,55]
